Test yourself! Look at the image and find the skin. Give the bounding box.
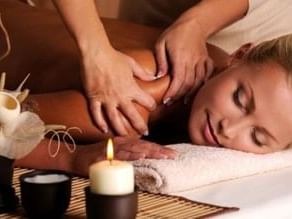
[16,45,292,177]
[51,0,248,136]
[52,0,156,136]
[0,1,175,176]
[4,2,291,176]
[129,46,292,154]
[155,0,248,103]
[2,0,247,135]
[13,45,227,177]
[189,57,292,154]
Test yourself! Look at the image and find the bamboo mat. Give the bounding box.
[0,168,238,219]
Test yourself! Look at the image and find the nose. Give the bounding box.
[218,118,251,139]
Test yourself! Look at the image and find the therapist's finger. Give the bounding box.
[105,103,128,136]
[119,101,148,135]
[155,40,169,78]
[183,59,206,104]
[90,100,108,133]
[133,87,157,111]
[131,59,156,81]
[163,60,185,104]
[205,58,214,80]
[174,61,195,100]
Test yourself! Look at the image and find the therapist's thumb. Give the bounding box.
[155,41,168,78]
[132,59,156,81]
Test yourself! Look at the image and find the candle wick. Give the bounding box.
[109,159,113,165]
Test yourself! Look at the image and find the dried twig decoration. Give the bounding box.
[0,13,11,61]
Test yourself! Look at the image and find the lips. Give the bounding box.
[203,111,220,146]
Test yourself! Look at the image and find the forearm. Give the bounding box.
[15,138,73,173]
[52,0,111,54]
[178,0,249,38]
[14,138,107,177]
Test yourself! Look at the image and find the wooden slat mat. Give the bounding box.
[1,168,238,219]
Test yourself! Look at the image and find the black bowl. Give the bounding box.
[19,170,72,219]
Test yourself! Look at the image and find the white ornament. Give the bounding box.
[0,91,21,124]
[0,73,69,159]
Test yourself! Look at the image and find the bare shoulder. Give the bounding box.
[123,49,157,76]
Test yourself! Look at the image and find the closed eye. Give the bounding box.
[251,128,264,147]
[233,84,247,113]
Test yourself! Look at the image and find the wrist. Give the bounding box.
[56,147,75,174]
[70,146,85,176]
[70,144,104,177]
[78,31,113,60]
[175,15,209,40]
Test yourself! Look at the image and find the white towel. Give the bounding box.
[133,144,292,194]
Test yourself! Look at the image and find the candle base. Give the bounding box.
[85,186,137,219]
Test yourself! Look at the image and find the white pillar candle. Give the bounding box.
[89,139,134,195]
[89,160,134,195]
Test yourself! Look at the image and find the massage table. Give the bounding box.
[176,166,292,218]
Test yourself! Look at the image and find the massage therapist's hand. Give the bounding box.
[52,0,156,136]
[82,46,156,136]
[155,17,214,104]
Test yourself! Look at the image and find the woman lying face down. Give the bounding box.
[8,7,292,175]
[0,1,292,175]
[130,34,292,155]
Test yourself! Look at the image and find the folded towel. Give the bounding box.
[133,144,292,194]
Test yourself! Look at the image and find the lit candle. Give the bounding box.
[89,139,134,195]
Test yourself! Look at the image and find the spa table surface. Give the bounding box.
[175,166,292,219]
[0,168,236,219]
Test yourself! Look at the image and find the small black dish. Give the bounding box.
[19,170,72,219]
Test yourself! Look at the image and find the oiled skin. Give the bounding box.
[0,0,228,143]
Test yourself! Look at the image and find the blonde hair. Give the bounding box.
[245,34,292,74]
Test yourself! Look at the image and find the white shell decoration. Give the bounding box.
[0,91,21,124]
[0,111,46,159]
[0,73,49,159]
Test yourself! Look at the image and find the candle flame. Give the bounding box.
[107,138,114,161]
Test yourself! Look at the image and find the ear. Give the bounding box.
[228,43,254,65]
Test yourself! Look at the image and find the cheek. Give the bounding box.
[194,83,232,117]
[188,80,233,143]
[225,135,251,151]
[188,107,203,144]
[225,134,268,154]
[196,76,229,105]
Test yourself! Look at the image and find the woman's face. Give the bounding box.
[188,59,292,154]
